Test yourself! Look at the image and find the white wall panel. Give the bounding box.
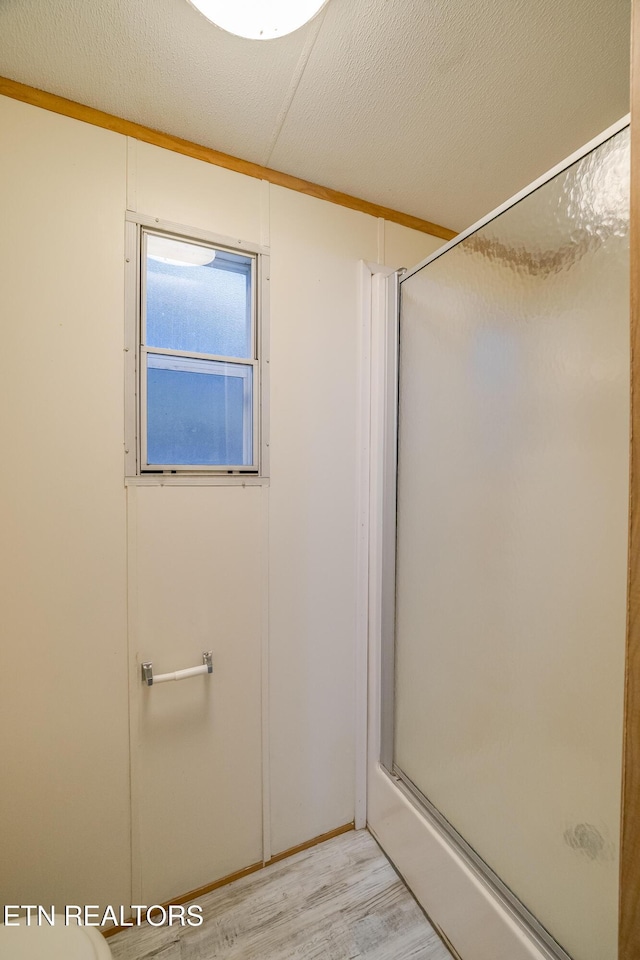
[129,486,264,903]
[132,140,263,243]
[0,97,131,910]
[0,91,444,907]
[383,221,444,272]
[268,186,377,853]
[127,147,267,898]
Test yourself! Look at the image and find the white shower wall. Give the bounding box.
[0,92,442,910]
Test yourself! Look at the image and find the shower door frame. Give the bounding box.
[375,115,630,960]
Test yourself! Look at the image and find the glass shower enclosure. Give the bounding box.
[382,121,630,960]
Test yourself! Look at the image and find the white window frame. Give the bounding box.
[124,212,270,479]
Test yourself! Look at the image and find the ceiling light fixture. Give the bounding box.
[188,0,330,40]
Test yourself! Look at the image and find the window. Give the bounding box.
[125,216,269,477]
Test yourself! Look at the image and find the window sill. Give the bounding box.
[125,475,269,487]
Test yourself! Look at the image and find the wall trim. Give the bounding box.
[102,821,355,939]
[355,262,373,831]
[620,1,640,956]
[0,75,456,242]
[268,821,355,864]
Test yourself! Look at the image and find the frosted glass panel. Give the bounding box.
[146,236,252,359]
[146,354,252,466]
[394,128,629,960]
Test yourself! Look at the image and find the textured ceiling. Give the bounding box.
[0,0,631,231]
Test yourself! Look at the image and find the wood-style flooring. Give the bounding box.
[108,830,453,960]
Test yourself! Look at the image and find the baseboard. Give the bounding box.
[102,821,355,939]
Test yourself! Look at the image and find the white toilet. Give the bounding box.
[0,915,113,959]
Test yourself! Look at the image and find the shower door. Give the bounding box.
[386,123,630,960]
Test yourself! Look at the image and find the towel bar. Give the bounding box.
[141,651,213,686]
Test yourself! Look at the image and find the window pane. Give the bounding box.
[145,234,252,358]
[146,354,253,467]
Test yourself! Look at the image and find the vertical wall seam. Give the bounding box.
[260,179,271,248]
[125,485,142,903]
[260,488,272,863]
[377,218,385,265]
[126,137,137,213]
[260,179,272,862]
